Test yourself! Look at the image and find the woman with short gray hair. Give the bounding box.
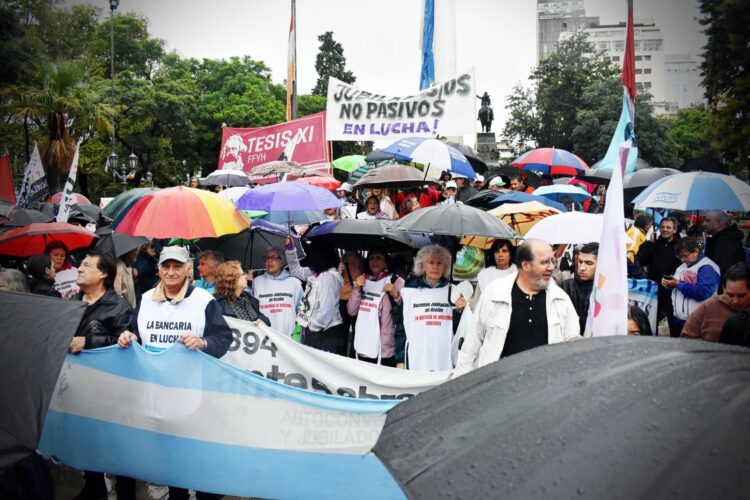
[0,268,29,293]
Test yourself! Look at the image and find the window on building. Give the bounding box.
[643,39,663,51]
[644,82,652,89]
[603,57,611,63]
[613,40,625,51]
[635,69,642,74]
[597,41,609,50]
[644,68,652,74]
[634,40,642,50]
[635,55,642,61]
[644,55,651,61]
[612,56,620,62]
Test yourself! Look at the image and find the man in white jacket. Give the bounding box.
[454,239,580,376]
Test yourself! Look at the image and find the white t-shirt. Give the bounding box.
[252,273,303,337]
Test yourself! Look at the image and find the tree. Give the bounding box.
[312,31,355,96]
[699,0,750,176]
[665,106,711,165]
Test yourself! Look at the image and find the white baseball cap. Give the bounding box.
[338,182,353,193]
[445,180,458,189]
[475,174,485,183]
[490,177,506,187]
[158,246,190,265]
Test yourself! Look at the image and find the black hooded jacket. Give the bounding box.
[74,289,134,349]
[638,236,682,283]
[561,276,593,335]
[705,223,745,280]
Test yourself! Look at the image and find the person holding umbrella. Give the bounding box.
[251,246,303,337]
[399,245,467,371]
[347,249,405,366]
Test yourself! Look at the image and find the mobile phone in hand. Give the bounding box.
[663,275,674,280]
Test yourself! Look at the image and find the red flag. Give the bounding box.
[621,0,636,101]
[0,155,16,204]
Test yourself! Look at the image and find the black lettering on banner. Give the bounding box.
[337,387,356,398]
[285,373,308,389]
[358,385,378,400]
[243,331,259,354]
[456,73,471,94]
[312,378,332,395]
[260,336,278,357]
[267,364,285,382]
[150,334,156,342]
[229,328,241,352]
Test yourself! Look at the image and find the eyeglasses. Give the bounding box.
[677,251,696,261]
[264,256,281,261]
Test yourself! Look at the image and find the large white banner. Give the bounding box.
[326,69,476,141]
[222,317,450,400]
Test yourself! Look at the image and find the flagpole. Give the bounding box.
[286,0,298,122]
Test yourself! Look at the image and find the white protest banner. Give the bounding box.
[326,69,476,141]
[56,138,82,223]
[222,317,449,400]
[628,278,658,335]
[54,268,80,299]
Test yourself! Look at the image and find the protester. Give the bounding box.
[399,244,466,371]
[286,238,346,355]
[454,239,580,376]
[680,263,750,342]
[335,182,357,218]
[370,187,397,219]
[489,177,506,191]
[637,216,681,336]
[133,241,160,304]
[71,250,135,500]
[403,197,421,215]
[339,250,363,354]
[213,261,270,325]
[703,210,745,291]
[454,176,477,203]
[662,237,720,334]
[627,305,651,336]
[560,196,575,212]
[562,242,598,335]
[357,195,387,219]
[193,250,224,294]
[190,176,200,188]
[26,254,61,297]
[0,268,29,292]
[473,174,485,191]
[251,246,303,337]
[474,239,517,305]
[114,247,139,308]
[626,213,653,263]
[347,249,405,366]
[441,180,458,204]
[509,175,533,194]
[417,183,442,208]
[46,241,79,298]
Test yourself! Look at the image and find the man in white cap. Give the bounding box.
[489,176,507,191]
[442,180,458,204]
[473,174,485,191]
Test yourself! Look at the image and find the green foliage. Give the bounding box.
[504,32,679,168]
[665,106,711,164]
[312,31,355,96]
[298,94,326,116]
[699,0,750,176]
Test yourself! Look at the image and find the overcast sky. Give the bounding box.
[67,0,705,136]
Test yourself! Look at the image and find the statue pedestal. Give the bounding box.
[476,133,499,162]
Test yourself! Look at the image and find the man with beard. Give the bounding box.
[562,242,598,335]
[454,239,580,375]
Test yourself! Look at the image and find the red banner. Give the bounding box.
[218,112,329,173]
[0,155,17,204]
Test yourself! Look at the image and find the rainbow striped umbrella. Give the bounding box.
[113,186,249,239]
[510,147,589,176]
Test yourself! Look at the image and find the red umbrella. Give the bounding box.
[510,147,589,176]
[49,192,93,205]
[294,175,341,191]
[0,222,96,257]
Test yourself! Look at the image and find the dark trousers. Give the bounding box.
[168,486,222,500]
[356,354,397,367]
[303,323,347,356]
[81,471,135,499]
[657,287,680,337]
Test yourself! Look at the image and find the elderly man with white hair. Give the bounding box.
[454,239,580,376]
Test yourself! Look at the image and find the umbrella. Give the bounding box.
[623,168,680,203]
[261,210,326,226]
[0,207,54,229]
[374,337,750,498]
[353,164,427,190]
[485,191,568,212]
[332,155,366,173]
[553,176,574,185]
[592,157,653,171]
[294,175,341,191]
[200,169,252,187]
[364,149,395,163]
[48,192,92,205]
[633,171,750,211]
[0,291,86,468]
[446,141,488,174]
[391,202,519,239]
[464,189,513,210]
[113,186,250,239]
[679,156,729,175]
[248,160,302,177]
[532,184,592,203]
[236,182,341,212]
[95,227,148,259]
[575,167,612,185]
[219,186,253,204]
[510,147,588,176]
[485,167,542,187]
[0,222,97,257]
[196,225,304,270]
[524,211,604,244]
[303,219,417,252]
[349,162,379,184]
[488,201,562,237]
[102,188,159,220]
[383,137,476,180]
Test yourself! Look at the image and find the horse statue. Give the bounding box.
[478,103,494,133]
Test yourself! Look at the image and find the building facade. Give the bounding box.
[537,0,599,63]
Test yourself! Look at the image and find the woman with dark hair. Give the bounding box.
[45,241,78,298]
[27,254,61,298]
[347,249,405,366]
[285,237,346,355]
[474,239,517,305]
[627,305,652,336]
[213,261,270,326]
[357,195,388,220]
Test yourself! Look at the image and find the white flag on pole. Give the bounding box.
[56,139,83,223]
[17,143,49,208]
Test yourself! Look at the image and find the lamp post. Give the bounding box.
[109,0,120,190]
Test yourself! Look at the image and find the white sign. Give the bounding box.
[54,268,80,299]
[326,69,476,141]
[222,317,449,400]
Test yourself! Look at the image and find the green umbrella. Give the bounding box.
[332,155,366,173]
[240,209,269,220]
[103,187,159,220]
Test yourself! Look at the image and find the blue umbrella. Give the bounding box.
[236,182,340,229]
[383,137,476,180]
[532,184,592,203]
[485,191,568,212]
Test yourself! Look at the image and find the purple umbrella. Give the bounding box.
[236,182,341,212]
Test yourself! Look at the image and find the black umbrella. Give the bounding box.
[575,167,613,185]
[352,164,427,190]
[365,149,396,163]
[303,219,417,252]
[390,202,520,239]
[95,227,148,258]
[464,189,513,209]
[0,291,86,468]
[373,337,750,499]
[196,225,305,270]
[485,167,541,187]
[0,207,54,229]
[679,156,729,175]
[623,168,681,203]
[446,142,488,174]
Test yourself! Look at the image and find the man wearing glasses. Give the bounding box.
[703,210,745,292]
[251,247,303,337]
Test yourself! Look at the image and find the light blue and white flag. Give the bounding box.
[39,343,405,499]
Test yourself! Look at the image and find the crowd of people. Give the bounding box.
[2,166,750,499]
